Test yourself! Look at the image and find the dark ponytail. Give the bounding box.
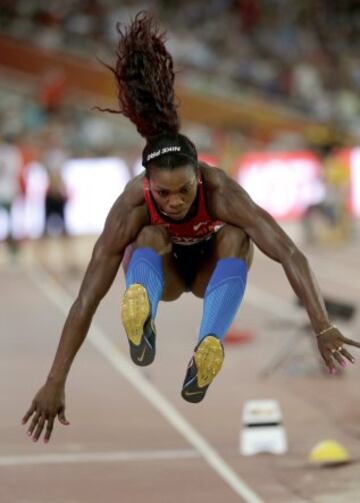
[103,11,180,139]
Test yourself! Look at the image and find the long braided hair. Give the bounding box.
[102,12,197,169]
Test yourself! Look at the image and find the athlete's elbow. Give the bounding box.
[283,246,308,269]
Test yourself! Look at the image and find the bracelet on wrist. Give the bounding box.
[315,324,336,337]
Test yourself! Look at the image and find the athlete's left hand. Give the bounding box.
[316,326,360,373]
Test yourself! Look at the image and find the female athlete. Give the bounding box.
[22,12,360,442]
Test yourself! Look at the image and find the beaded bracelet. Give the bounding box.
[316,324,336,337]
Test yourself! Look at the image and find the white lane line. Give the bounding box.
[255,249,359,293]
[246,284,305,323]
[0,449,199,467]
[308,256,360,291]
[244,263,358,329]
[25,265,264,503]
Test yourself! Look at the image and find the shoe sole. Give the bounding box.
[121,284,150,347]
[194,336,224,388]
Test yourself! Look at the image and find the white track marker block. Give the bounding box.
[240,400,288,456]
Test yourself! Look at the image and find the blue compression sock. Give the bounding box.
[198,257,248,342]
[125,248,164,319]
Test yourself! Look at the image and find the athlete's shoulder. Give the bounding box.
[121,173,146,207]
[198,161,249,218]
[106,173,147,225]
[104,173,149,242]
[199,162,229,191]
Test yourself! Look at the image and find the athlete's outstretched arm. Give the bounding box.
[210,169,360,373]
[22,182,148,442]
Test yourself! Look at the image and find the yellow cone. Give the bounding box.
[309,440,351,465]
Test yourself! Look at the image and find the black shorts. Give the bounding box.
[172,237,214,292]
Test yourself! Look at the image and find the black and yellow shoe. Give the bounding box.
[181,335,224,403]
[121,283,156,366]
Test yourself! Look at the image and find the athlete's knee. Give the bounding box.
[215,225,251,258]
[135,225,171,254]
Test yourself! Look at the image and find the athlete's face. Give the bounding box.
[148,165,198,221]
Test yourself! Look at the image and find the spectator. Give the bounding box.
[0,135,22,255]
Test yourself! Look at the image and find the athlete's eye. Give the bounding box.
[180,186,190,194]
[157,189,169,197]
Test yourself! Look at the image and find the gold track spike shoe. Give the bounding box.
[182,335,224,403]
[121,284,156,366]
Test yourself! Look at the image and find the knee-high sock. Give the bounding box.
[198,257,247,342]
[125,248,164,318]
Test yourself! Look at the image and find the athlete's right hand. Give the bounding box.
[22,383,70,443]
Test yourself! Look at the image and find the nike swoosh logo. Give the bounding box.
[137,347,147,362]
[184,390,204,397]
[193,221,208,232]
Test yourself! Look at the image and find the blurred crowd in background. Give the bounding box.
[0,0,359,261]
[1,0,360,131]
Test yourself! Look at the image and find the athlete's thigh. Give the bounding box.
[190,239,218,299]
[191,225,253,298]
